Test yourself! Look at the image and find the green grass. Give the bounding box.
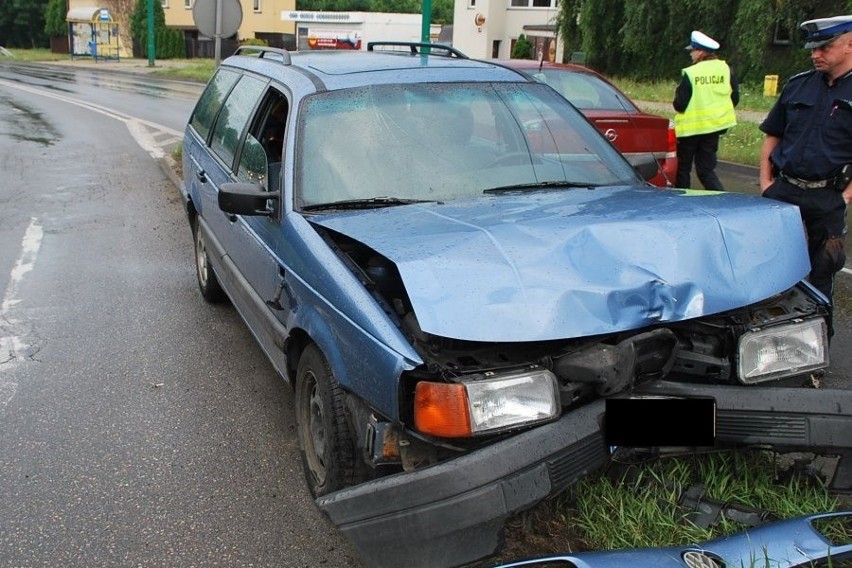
[611,76,779,112]
[0,47,67,62]
[719,121,764,167]
[149,59,216,82]
[564,449,846,552]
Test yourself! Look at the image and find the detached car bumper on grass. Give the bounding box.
[493,511,852,568]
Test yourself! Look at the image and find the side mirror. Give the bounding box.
[218,183,279,216]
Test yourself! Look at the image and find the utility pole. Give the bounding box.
[421,0,432,53]
[214,0,223,66]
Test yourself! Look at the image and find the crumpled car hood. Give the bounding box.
[310,187,810,342]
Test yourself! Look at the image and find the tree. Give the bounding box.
[43,0,65,38]
[430,0,454,25]
[511,34,533,59]
[129,0,184,58]
[0,0,49,48]
[556,0,851,84]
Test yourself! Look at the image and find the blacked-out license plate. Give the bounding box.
[604,397,716,447]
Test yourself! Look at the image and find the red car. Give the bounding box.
[500,59,677,187]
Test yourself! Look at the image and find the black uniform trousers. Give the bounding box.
[763,178,847,302]
[675,131,724,190]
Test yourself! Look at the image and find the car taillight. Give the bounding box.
[656,120,678,187]
[666,119,677,153]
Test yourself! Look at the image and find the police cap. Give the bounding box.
[685,30,720,52]
[800,15,852,49]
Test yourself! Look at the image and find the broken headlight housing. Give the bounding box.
[738,318,828,384]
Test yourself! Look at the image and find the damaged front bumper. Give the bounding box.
[317,383,852,568]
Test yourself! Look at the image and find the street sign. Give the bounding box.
[192,0,242,64]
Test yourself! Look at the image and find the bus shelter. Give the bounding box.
[67,7,120,61]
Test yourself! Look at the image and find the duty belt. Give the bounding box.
[779,171,831,190]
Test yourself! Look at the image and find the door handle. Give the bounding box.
[266,266,293,311]
[196,169,207,183]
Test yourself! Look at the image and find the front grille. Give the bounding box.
[717,411,808,444]
[683,550,723,568]
[546,433,608,493]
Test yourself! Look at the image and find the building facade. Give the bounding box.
[65,0,563,61]
[451,0,563,61]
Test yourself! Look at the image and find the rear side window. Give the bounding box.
[209,75,267,169]
[189,68,240,141]
[534,69,638,112]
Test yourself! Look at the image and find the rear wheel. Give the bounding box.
[193,217,225,303]
[295,345,360,497]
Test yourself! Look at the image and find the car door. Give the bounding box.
[226,87,294,374]
[186,71,292,369]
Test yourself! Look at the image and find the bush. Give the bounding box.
[511,34,534,59]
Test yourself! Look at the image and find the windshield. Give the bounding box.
[296,82,640,208]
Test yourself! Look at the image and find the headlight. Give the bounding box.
[414,369,560,438]
[738,319,828,384]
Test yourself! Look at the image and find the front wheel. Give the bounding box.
[192,217,225,303]
[295,345,360,497]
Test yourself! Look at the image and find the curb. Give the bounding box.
[158,154,182,191]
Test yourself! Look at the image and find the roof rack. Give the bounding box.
[366,42,468,59]
[233,45,292,65]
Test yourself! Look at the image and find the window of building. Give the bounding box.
[184,0,191,9]
[161,0,168,7]
[468,0,476,7]
[253,0,261,12]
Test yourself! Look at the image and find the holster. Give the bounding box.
[834,164,852,191]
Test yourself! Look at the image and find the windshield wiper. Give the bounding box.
[483,181,598,194]
[302,197,435,211]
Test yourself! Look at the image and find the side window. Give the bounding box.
[209,75,267,168]
[236,136,268,188]
[189,68,240,141]
[237,90,289,192]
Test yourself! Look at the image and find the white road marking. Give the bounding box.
[1,218,43,407]
[0,78,181,159]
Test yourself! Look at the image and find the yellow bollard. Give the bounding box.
[763,75,779,97]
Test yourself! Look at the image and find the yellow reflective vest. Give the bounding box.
[674,59,737,138]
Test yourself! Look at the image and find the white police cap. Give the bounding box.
[800,15,852,49]
[685,30,720,52]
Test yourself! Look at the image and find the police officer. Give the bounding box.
[673,31,739,190]
[759,15,852,304]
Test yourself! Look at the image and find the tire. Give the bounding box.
[192,217,225,303]
[295,344,360,497]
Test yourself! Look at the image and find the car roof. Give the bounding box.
[221,45,532,92]
[496,58,608,79]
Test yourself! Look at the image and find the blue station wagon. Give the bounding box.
[180,44,852,567]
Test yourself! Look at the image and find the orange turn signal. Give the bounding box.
[414,382,472,438]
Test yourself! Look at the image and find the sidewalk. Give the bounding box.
[41,57,193,75]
